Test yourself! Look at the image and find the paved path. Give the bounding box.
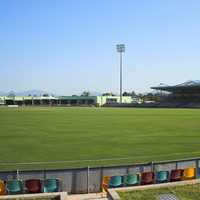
[0,192,108,200]
[67,193,108,200]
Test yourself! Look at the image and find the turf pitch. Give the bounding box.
[0,107,200,170]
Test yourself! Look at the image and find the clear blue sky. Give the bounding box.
[1,0,200,95]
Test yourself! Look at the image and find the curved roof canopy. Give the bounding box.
[151,80,200,92]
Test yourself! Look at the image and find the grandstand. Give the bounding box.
[0,95,132,107]
[151,80,200,108]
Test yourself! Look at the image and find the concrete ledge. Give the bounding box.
[108,179,200,200]
[67,193,107,200]
[107,189,120,200]
[0,192,68,200]
[0,192,108,200]
[114,179,200,192]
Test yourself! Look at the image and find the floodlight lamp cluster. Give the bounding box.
[116,44,125,53]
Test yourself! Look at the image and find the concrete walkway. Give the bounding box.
[67,193,108,200]
[0,192,108,200]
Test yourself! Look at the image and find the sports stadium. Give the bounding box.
[151,80,200,108]
[2,0,200,198]
[1,81,200,199]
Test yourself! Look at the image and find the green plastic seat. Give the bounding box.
[43,179,59,193]
[156,171,169,183]
[6,180,23,195]
[109,176,122,188]
[123,174,140,186]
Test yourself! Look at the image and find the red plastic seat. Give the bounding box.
[25,179,42,193]
[170,169,183,182]
[141,172,154,185]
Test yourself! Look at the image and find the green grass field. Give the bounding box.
[119,183,200,200]
[1,107,200,170]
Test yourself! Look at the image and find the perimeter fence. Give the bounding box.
[0,157,199,194]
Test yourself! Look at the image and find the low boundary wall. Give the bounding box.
[0,157,200,194]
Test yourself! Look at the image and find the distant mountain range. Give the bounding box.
[16,90,49,96]
[0,90,49,96]
[0,90,102,96]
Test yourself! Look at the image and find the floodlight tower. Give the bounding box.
[116,44,125,103]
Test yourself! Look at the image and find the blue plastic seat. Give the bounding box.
[196,168,200,179]
[123,174,140,186]
[43,179,59,193]
[109,176,122,188]
[6,180,23,195]
[156,171,169,183]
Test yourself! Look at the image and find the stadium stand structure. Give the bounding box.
[150,80,200,108]
[0,96,132,107]
[0,166,198,196]
[102,167,197,191]
[0,178,60,195]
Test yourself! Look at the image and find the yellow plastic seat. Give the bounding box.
[0,180,6,195]
[182,167,196,180]
[101,176,110,197]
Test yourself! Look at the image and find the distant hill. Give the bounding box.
[0,90,51,96]
[0,90,102,96]
[16,90,49,96]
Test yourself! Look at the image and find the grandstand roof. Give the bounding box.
[151,80,200,92]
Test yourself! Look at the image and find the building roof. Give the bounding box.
[58,96,97,100]
[151,80,200,92]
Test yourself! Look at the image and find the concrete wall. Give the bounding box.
[0,157,199,194]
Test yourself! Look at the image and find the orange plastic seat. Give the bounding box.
[101,176,110,192]
[182,167,196,180]
[0,180,6,195]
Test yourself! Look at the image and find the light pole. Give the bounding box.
[116,44,125,103]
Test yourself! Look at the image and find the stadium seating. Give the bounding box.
[25,179,42,193]
[123,174,140,186]
[109,176,123,188]
[156,171,169,183]
[196,168,200,179]
[102,176,110,195]
[101,168,198,190]
[6,180,23,195]
[141,172,154,185]
[0,166,198,196]
[170,169,184,182]
[182,167,196,180]
[0,180,6,195]
[43,179,59,193]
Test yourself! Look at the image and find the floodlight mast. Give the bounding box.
[116,44,125,103]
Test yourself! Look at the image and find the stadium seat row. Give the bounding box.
[102,167,197,189]
[0,178,59,195]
